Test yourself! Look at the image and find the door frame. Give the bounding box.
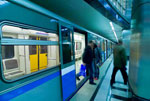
[73,30,87,86]
[59,22,75,68]
[58,22,76,100]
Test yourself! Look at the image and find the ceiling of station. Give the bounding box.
[29,0,123,42]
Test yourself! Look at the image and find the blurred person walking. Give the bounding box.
[110,40,128,86]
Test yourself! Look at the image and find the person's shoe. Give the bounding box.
[94,78,98,80]
[89,82,96,85]
[76,77,80,81]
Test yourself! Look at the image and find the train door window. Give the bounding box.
[40,45,47,53]
[61,26,73,64]
[29,45,37,55]
[40,37,48,53]
[1,25,60,80]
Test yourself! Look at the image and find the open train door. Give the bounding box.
[59,23,76,101]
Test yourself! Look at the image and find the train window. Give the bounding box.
[2,45,14,59]
[61,27,71,42]
[62,44,71,64]
[1,25,60,80]
[61,26,73,64]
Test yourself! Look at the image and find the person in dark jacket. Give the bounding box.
[110,40,128,86]
[82,40,96,85]
[93,43,102,80]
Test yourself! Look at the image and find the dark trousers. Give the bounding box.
[86,63,94,83]
[111,67,128,84]
[95,65,99,78]
[93,59,99,78]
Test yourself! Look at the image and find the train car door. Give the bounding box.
[39,37,48,70]
[29,36,38,72]
[29,36,48,72]
[59,24,76,101]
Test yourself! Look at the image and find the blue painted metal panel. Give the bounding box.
[11,76,62,101]
[62,70,76,101]
[0,71,60,101]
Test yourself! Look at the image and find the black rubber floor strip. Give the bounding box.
[111,86,129,92]
[111,94,132,101]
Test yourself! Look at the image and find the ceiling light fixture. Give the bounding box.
[110,22,118,42]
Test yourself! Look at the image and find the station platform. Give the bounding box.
[71,55,132,101]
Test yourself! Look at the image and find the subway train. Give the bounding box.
[0,1,113,101]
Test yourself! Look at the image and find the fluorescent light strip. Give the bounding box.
[109,22,118,42]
